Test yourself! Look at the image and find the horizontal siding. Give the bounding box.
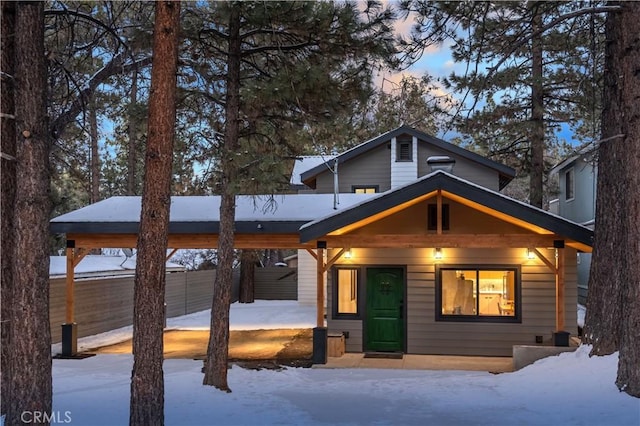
[50,270,217,343]
[298,249,325,306]
[315,144,391,193]
[327,247,578,357]
[254,267,297,300]
[418,144,499,191]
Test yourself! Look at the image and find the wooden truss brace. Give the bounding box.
[307,246,348,327]
[530,245,566,332]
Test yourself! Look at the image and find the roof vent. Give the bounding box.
[427,156,455,173]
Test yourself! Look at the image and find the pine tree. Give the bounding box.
[6,2,53,423]
[129,1,181,424]
[402,1,610,207]
[584,0,640,398]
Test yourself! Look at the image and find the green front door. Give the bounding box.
[365,268,404,352]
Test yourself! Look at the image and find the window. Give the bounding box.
[436,266,520,322]
[565,169,574,200]
[427,203,450,231]
[333,267,360,317]
[396,138,412,162]
[352,185,379,194]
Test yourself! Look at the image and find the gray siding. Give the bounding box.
[315,144,391,193]
[50,270,216,343]
[254,267,297,300]
[418,144,500,191]
[557,158,596,224]
[327,247,578,357]
[311,140,501,195]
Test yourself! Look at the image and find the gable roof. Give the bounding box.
[290,155,332,186]
[300,125,516,190]
[299,170,593,251]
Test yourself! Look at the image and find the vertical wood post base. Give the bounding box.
[62,323,77,356]
[312,327,327,365]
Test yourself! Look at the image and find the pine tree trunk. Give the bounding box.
[129,2,180,425]
[6,2,52,424]
[239,250,256,303]
[0,0,16,417]
[603,1,640,398]
[529,3,544,208]
[583,1,631,358]
[203,4,241,392]
[127,68,139,195]
[89,101,100,203]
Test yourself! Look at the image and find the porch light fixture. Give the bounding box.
[344,249,353,259]
[434,248,443,260]
[527,248,536,260]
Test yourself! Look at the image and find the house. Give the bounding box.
[50,125,592,361]
[549,150,597,304]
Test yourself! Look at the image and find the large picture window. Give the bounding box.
[437,266,520,322]
[333,267,360,318]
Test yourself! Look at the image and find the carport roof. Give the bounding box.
[50,193,375,234]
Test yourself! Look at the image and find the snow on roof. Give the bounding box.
[290,156,332,185]
[50,255,184,279]
[50,193,375,224]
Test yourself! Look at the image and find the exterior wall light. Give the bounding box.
[527,248,536,260]
[344,249,353,259]
[434,248,443,260]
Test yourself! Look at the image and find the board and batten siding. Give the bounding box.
[314,144,391,193]
[390,136,419,188]
[327,247,578,356]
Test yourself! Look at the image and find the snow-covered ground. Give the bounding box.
[8,301,640,425]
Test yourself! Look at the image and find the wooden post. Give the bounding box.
[316,247,324,327]
[555,245,565,331]
[436,189,442,235]
[65,246,75,323]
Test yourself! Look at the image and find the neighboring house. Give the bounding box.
[549,151,597,305]
[51,125,592,359]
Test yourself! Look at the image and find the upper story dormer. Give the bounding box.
[296,125,516,194]
[549,152,597,228]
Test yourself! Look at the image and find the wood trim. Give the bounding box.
[66,233,313,250]
[437,189,442,235]
[316,248,324,327]
[324,248,345,272]
[556,247,565,331]
[532,248,557,273]
[72,248,89,267]
[305,248,318,261]
[65,247,74,323]
[322,234,559,248]
[166,248,178,261]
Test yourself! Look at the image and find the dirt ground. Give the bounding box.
[89,328,313,369]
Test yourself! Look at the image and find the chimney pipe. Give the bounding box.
[427,156,455,173]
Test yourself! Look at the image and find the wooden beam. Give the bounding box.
[305,248,318,261]
[66,233,314,250]
[324,248,345,272]
[65,247,75,323]
[322,234,559,248]
[166,248,178,261]
[72,248,89,267]
[532,248,557,273]
[556,247,565,331]
[316,248,324,328]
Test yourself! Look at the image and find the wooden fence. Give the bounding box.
[49,267,297,343]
